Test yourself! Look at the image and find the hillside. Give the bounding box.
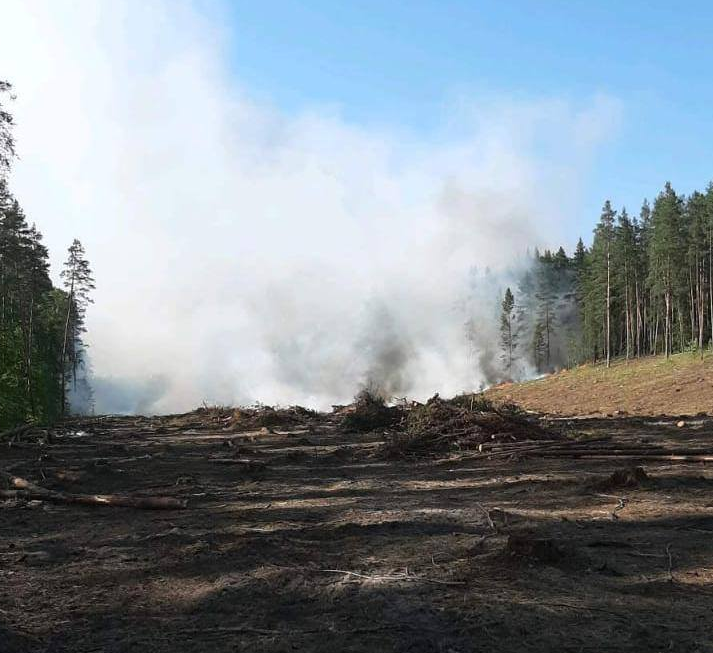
[486,351,713,416]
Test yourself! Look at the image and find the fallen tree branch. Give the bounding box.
[321,568,466,586]
[0,424,36,442]
[545,453,713,462]
[0,471,187,510]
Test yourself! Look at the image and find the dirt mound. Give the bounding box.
[383,393,556,456]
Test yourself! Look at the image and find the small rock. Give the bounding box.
[677,420,686,428]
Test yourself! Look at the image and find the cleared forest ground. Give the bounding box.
[3,407,713,652]
[486,351,713,417]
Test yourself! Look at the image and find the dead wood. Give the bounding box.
[0,471,187,510]
[210,457,267,470]
[0,424,36,442]
[541,452,713,462]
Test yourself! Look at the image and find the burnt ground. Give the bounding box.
[2,413,713,652]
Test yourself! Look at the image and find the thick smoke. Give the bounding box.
[1,1,621,413]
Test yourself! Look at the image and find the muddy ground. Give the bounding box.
[2,412,713,652]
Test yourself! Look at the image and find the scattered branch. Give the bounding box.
[0,470,187,510]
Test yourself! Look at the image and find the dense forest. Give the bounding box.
[0,80,94,428]
[502,183,713,377]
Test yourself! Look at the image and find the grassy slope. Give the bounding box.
[485,351,713,416]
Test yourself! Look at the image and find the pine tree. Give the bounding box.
[535,255,558,370]
[636,199,653,356]
[648,183,684,358]
[60,239,94,415]
[587,201,616,366]
[614,207,637,360]
[532,322,546,373]
[0,81,93,427]
[0,80,15,177]
[686,191,708,354]
[500,287,516,376]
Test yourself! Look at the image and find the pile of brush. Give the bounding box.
[382,393,557,457]
[166,404,317,432]
[340,389,404,432]
[228,405,317,431]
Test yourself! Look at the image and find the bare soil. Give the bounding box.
[3,411,713,652]
[486,351,713,417]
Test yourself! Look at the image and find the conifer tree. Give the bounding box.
[648,183,684,357]
[60,239,94,415]
[587,201,616,366]
[0,80,15,176]
[532,322,546,373]
[500,287,516,375]
[614,207,637,360]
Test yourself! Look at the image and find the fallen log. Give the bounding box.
[535,447,712,458]
[550,453,713,462]
[0,471,187,510]
[0,489,187,509]
[0,424,35,441]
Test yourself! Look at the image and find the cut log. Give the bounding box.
[0,489,187,509]
[0,424,35,441]
[0,471,186,510]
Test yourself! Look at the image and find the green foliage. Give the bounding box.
[0,79,92,428]
[531,321,546,372]
[538,180,713,369]
[500,287,516,374]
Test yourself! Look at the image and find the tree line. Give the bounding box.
[0,81,94,428]
[500,182,713,376]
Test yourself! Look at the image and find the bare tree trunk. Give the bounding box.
[60,278,75,417]
[664,292,671,358]
[606,242,611,367]
[689,267,696,346]
[653,308,660,356]
[26,297,35,415]
[624,263,630,361]
[635,274,642,358]
[709,225,713,348]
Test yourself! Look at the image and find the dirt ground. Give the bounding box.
[2,411,713,652]
[486,351,713,417]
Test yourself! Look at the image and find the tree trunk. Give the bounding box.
[606,242,611,367]
[60,278,75,417]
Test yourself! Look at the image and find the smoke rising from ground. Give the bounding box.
[1,1,621,413]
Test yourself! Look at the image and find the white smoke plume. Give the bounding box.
[0,1,621,413]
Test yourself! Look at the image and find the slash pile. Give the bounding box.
[381,393,560,457]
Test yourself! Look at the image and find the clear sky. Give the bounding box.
[221,0,713,236]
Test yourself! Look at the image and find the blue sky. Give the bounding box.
[222,0,713,243]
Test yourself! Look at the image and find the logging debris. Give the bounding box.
[341,389,404,432]
[0,470,187,510]
[383,393,558,457]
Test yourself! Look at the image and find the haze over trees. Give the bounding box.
[0,80,93,428]
[499,182,713,379]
